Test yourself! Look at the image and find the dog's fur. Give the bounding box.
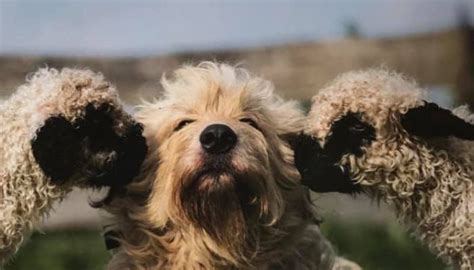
[0,68,147,265]
[104,62,343,270]
[296,69,474,269]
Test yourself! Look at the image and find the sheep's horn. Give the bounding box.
[401,101,474,140]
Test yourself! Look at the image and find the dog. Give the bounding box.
[0,68,147,264]
[103,62,363,270]
[294,69,474,269]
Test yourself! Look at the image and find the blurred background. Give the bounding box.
[2,0,473,269]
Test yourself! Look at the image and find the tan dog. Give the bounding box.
[104,62,361,270]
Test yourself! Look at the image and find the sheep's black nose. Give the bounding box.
[200,124,237,154]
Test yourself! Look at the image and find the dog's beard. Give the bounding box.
[177,159,270,249]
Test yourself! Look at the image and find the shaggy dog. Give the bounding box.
[103,62,361,270]
[0,68,147,264]
[294,69,474,269]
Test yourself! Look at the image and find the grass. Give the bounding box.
[5,230,109,270]
[5,220,445,270]
[321,218,445,270]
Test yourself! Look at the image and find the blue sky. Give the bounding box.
[1,0,473,56]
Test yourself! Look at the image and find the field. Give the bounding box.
[5,218,445,270]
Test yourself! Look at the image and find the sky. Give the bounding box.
[0,0,473,56]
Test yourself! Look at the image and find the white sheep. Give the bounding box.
[0,68,147,265]
[294,69,473,269]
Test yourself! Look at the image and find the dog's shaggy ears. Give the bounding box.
[293,69,474,269]
[0,68,147,264]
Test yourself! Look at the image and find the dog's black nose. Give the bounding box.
[200,124,237,154]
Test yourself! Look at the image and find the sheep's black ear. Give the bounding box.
[401,102,474,140]
[106,122,148,188]
[31,116,81,184]
[292,134,324,179]
[292,134,361,194]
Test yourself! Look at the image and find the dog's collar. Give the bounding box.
[103,229,121,251]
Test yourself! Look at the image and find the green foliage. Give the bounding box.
[5,221,445,270]
[321,218,445,270]
[5,230,109,270]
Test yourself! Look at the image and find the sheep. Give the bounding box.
[293,69,474,269]
[0,68,147,265]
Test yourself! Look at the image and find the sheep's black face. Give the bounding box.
[294,112,374,194]
[325,113,375,160]
[32,103,147,189]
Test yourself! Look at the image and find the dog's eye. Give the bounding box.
[174,119,195,132]
[240,118,259,130]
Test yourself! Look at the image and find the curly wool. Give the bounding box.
[104,62,341,270]
[306,69,473,269]
[0,68,127,264]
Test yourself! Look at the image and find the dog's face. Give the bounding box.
[137,63,303,246]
